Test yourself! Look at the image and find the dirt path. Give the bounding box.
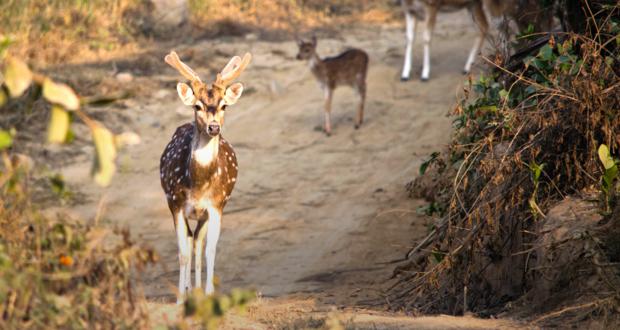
[60,12,526,329]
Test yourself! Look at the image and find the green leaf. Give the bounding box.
[598,144,615,170]
[0,129,12,150]
[90,122,116,186]
[478,105,497,113]
[47,105,70,144]
[499,89,509,100]
[529,162,545,182]
[419,151,440,175]
[431,249,445,263]
[0,35,12,59]
[3,57,32,98]
[43,78,80,110]
[538,44,554,61]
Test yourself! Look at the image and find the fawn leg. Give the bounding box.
[355,77,366,129]
[323,88,333,136]
[463,3,489,74]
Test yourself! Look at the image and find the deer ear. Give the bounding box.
[222,83,243,106]
[310,35,317,46]
[176,82,196,106]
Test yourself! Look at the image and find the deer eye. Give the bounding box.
[193,102,204,111]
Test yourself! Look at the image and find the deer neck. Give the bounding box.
[308,52,325,78]
[189,127,219,187]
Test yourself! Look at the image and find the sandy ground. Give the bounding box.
[58,11,529,329]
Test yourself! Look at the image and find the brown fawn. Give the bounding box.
[160,50,251,302]
[400,0,553,81]
[296,36,369,136]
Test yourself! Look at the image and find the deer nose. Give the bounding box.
[207,122,220,136]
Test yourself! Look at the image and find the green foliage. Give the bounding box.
[419,151,440,175]
[598,144,619,212]
[175,288,256,329]
[528,161,545,218]
[417,202,445,217]
[0,129,12,150]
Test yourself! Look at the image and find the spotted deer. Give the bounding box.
[160,50,251,302]
[296,36,369,136]
[400,0,553,81]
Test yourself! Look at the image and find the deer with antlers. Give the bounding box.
[160,50,251,302]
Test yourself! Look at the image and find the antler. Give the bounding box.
[164,51,202,83]
[215,53,252,88]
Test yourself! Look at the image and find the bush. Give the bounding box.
[0,158,157,328]
[390,2,620,324]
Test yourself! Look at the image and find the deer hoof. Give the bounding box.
[420,76,429,82]
[462,69,469,75]
[400,76,410,82]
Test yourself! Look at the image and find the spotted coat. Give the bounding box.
[160,123,238,224]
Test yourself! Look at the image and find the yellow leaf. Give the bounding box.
[43,78,80,110]
[47,105,70,144]
[598,144,615,170]
[91,122,116,186]
[4,56,32,97]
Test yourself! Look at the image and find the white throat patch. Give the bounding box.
[193,136,219,166]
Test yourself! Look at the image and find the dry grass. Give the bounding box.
[1,0,397,67]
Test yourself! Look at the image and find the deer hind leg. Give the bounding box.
[193,219,208,288]
[175,211,192,304]
[355,75,366,129]
[421,6,437,81]
[401,10,417,81]
[323,87,333,136]
[204,206,222,295]
[463,3,489,74]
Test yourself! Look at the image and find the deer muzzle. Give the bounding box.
[207,122,221,137]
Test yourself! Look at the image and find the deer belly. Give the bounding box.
[184,197,214,220]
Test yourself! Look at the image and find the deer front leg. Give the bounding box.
[323,88,333,136]
[463,3,489,74]
[204,206,222,295]
[355,80,366,129]
[421,6,437,81]
[175,211,192,304]
[401,11,417,81]
[194,220,208,288]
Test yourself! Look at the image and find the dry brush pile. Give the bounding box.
[391,2,620,326]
